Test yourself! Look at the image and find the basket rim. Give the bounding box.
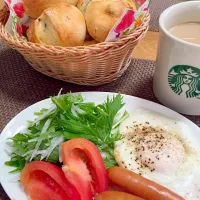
[0,4,150,51]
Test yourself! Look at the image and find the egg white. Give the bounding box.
[114,108,200,199]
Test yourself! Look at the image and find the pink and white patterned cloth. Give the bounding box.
[5,0,29,39]
[106,0,150,41]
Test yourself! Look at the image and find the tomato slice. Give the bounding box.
[61,138,108,200]
[20,161,81,200]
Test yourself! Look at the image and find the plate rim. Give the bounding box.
[1,91,199,135]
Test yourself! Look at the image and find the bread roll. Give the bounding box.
[83,40,98,46]
[22,0,79,18]
[125,0,137,10]
[77,0,92,15]
[27,3,86,47]
[27,20,40,43]
[85,0,136,42]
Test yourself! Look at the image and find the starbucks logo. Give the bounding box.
[168,65,200,98]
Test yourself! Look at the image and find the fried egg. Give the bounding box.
[114,108,200,199]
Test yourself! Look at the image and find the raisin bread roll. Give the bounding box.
[27,3,86,47]
[22,0,79,18]
[85,0,137,42]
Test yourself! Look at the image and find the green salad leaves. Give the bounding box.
[5,93,128,172]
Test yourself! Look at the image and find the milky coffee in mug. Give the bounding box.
[169,22,200,45]
[153,1,200,115]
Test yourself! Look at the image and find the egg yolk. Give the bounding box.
[137,132,185,173]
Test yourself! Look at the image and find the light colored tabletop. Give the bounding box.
[133,31,158,60]
[0,0,159,60]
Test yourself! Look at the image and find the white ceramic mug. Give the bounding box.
[153,1,200,115]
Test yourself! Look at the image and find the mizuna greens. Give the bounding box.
[5,93,128,172]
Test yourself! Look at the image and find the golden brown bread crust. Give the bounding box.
[27,20,41,44]
[85,0,137,42]
[27,3,86,47]
[22,0,79,18]
[77,0,92,15]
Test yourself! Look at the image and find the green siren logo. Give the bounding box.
[168,65,200,98]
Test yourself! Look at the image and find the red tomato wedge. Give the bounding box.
[20,161,81,200]
[61,138,108,200]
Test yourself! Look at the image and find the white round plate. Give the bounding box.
[0,92,200,200]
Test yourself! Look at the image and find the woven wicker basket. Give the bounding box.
[0,4,150,86]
